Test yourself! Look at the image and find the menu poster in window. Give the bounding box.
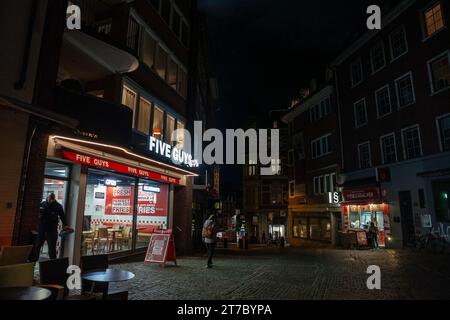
[137,184,168,217]
[105,186,134,215]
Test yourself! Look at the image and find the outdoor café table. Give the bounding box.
[0,287,51,300]
[82,269,135,296]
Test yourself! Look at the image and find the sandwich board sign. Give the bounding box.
[144,229,177,268]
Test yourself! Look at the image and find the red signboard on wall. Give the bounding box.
[343,188,385,203]
[62,150,180,184]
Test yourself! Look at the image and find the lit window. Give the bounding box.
[395,73,415,107]
[137,97,151,134]
[176,121,185,149]
[389,26,408,60]
[166,115,175,144]
[423,2,445,38]
[429,53,450,93]
[402,125,422,159]
[438,115,450,151]
[167,58,178,90]
[122,85,137,127]
[152,106,164,140]
[380,133,397,164]
[375,85,392,118]
[353,99,367,128]
[370,42,386,73]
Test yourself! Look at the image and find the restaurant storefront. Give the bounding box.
[42,135,197,265]
[341,187,391,248]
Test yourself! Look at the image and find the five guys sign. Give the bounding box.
[63,150,180,185]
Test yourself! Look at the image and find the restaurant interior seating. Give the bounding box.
[0,245,33,266]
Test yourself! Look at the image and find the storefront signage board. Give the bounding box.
[144,229,177,267]
[343,188,384,203]
[63,150,180,184]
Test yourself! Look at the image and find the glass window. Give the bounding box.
[396,73,415,107]
[350,207,360,229]
[389,26,408,59]
[424,2,445,37]
[44,162,70,178]
[370,41,386,73]
[439,115,450,151]
[82,170,135,255]
[141,31,157,69]
[429,53,450,92]
[289,181,295,197]
[176,121,185,149]
[121,86,137,127]
[152,106,164,140]
[432,180,450,223]
[167,58,178,90]
[354,99,367,127]
[319,176,324,195]
[351,59,363,86]
[171,8,181,38]
[375,85,392,117]
[325,175,331,193]
[166,115,175,144]
[402,126,422,159]
[293,217,307,238]
[136,180,169,249]
[126,17,140,52]
[381,134,397,164]
[138,97,151,134]
[181,21,189,47]
[156,46,168,79]
[358,142,372,169]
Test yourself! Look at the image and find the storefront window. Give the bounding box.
[135,179,169,249]
[82,170,135,256]
[293,217,307,238]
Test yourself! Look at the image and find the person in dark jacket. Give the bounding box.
[202,215,216,268]
[34,193,68,260]
[368,222,379,249]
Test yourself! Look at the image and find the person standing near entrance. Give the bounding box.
[369,222,379,249]
[202,215,216,269]
[34,193,68,260]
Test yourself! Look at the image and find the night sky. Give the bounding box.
[198,0,399,194]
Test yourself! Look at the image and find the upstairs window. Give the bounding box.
[395,72,415,107]
[358,142,372,169]
[137,97,151,135]
[122,86,137,127]
[181,21,189,47]
[171,8,181,38]
[402,125,422,159]
[166,115,176,144]
[127,17,140,52]
[350,58,363,87]
[161,0,171,24]
[429,52,450,93]
[370,41,386,74]
[167,58,178,90]
[141,31,157,69]
[156,46,168,79]
[423,2,445,38]
[375,85,392,118]
[438,115,450,151]
[353,98,368,128]
[380,133,397,164]
[152,106,164,141]
[389,26,408,60]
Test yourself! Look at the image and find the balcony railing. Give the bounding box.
[55,86,133,146]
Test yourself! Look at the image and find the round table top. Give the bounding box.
[82,269,135,283]
[0,287,51,301]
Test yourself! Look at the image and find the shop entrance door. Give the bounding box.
[399,191,415,247]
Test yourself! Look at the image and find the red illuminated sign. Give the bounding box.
[343,188,385,203]
[62,150,180,185]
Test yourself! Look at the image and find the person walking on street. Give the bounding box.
[202,215,216,268]
[369,222,379,249]
[34,193,68,260]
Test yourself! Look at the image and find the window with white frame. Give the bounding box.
[309,96,332,122]
[395,72,415,107]
[380,133,397,164]
[350,58,363,87]
[438,115,450,151]
[402,125,422,159]
[423,2,445,38]
[375,85,392,118]
[312,173,336,195]
[311,134,332,159]
[370,41,386,73]
[358,142,372,169]
[353,98,367,128]
[389,26,408,60]
[428,52,450,93]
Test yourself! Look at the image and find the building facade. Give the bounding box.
[332,0,450,248]
[1,0,211,264]
[282,82,342,247]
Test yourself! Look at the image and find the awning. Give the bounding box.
[49,135,198,179]
[417,168,450,178]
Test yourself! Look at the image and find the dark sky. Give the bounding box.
[197,0,396,193]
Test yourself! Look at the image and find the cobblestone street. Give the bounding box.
[109,247,450,300]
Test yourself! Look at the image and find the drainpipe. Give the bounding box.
[333,68,345,172]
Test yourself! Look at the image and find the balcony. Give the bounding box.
[55,86,133,146]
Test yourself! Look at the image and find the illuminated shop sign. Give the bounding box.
[149,136,199,168]
[143,185,161,193]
